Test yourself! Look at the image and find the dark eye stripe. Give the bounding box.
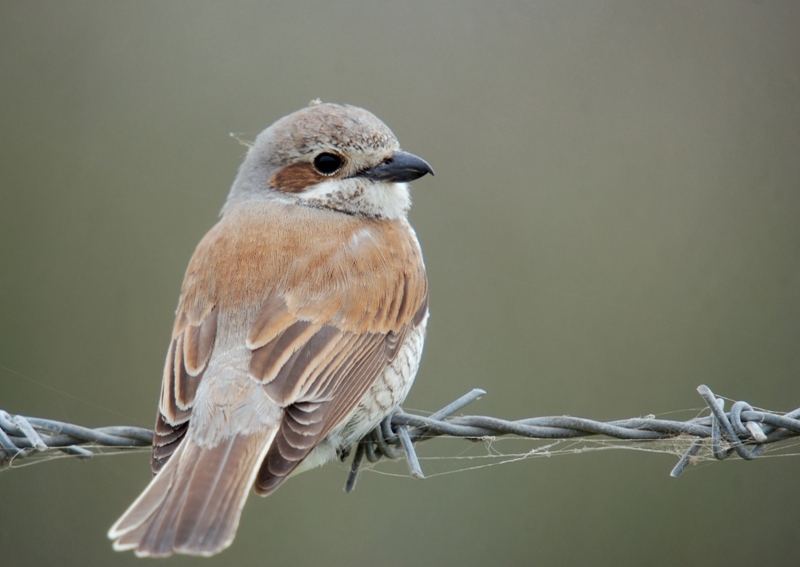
[269,163,324,193]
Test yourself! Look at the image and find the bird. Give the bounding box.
[107,102,433,557]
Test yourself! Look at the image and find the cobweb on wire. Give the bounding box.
[352,405,800,483]
[0,444,151,471]
[2,385,799,486]
[340,385,800,490]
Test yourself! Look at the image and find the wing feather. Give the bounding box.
[183,306,218,376]
[252,321,417,495]
[159,340,191,425]
[151,305,219,473]
[246,295,296,349]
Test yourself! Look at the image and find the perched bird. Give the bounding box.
[108,103,432,557]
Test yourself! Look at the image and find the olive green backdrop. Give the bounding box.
[2,2,799,566]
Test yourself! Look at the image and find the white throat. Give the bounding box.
[297,179,411,219]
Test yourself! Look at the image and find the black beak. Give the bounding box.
[360,150,434,183]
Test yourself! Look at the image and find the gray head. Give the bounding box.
[224,103,433,219]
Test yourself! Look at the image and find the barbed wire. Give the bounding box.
[2,385,798,491]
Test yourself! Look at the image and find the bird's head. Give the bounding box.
[226,103,433,219]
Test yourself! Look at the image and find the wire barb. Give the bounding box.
[2,385,798,485]
[0,410,153,467]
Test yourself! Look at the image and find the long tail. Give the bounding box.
[108,427,277,557]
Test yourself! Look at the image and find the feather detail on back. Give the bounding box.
[115,200,428,555]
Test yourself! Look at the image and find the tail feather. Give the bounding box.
[108,427,277,557]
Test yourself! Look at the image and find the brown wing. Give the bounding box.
[250,292,428,495]
[151,306,218,473]
[149,205,427,482]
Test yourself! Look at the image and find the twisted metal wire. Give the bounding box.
[344,384,800,490]
[0,411,153,464]
[2,385,799,491]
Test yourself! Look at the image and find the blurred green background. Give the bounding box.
[2,2,799,565]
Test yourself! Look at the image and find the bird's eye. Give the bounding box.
[313,152,343,175]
